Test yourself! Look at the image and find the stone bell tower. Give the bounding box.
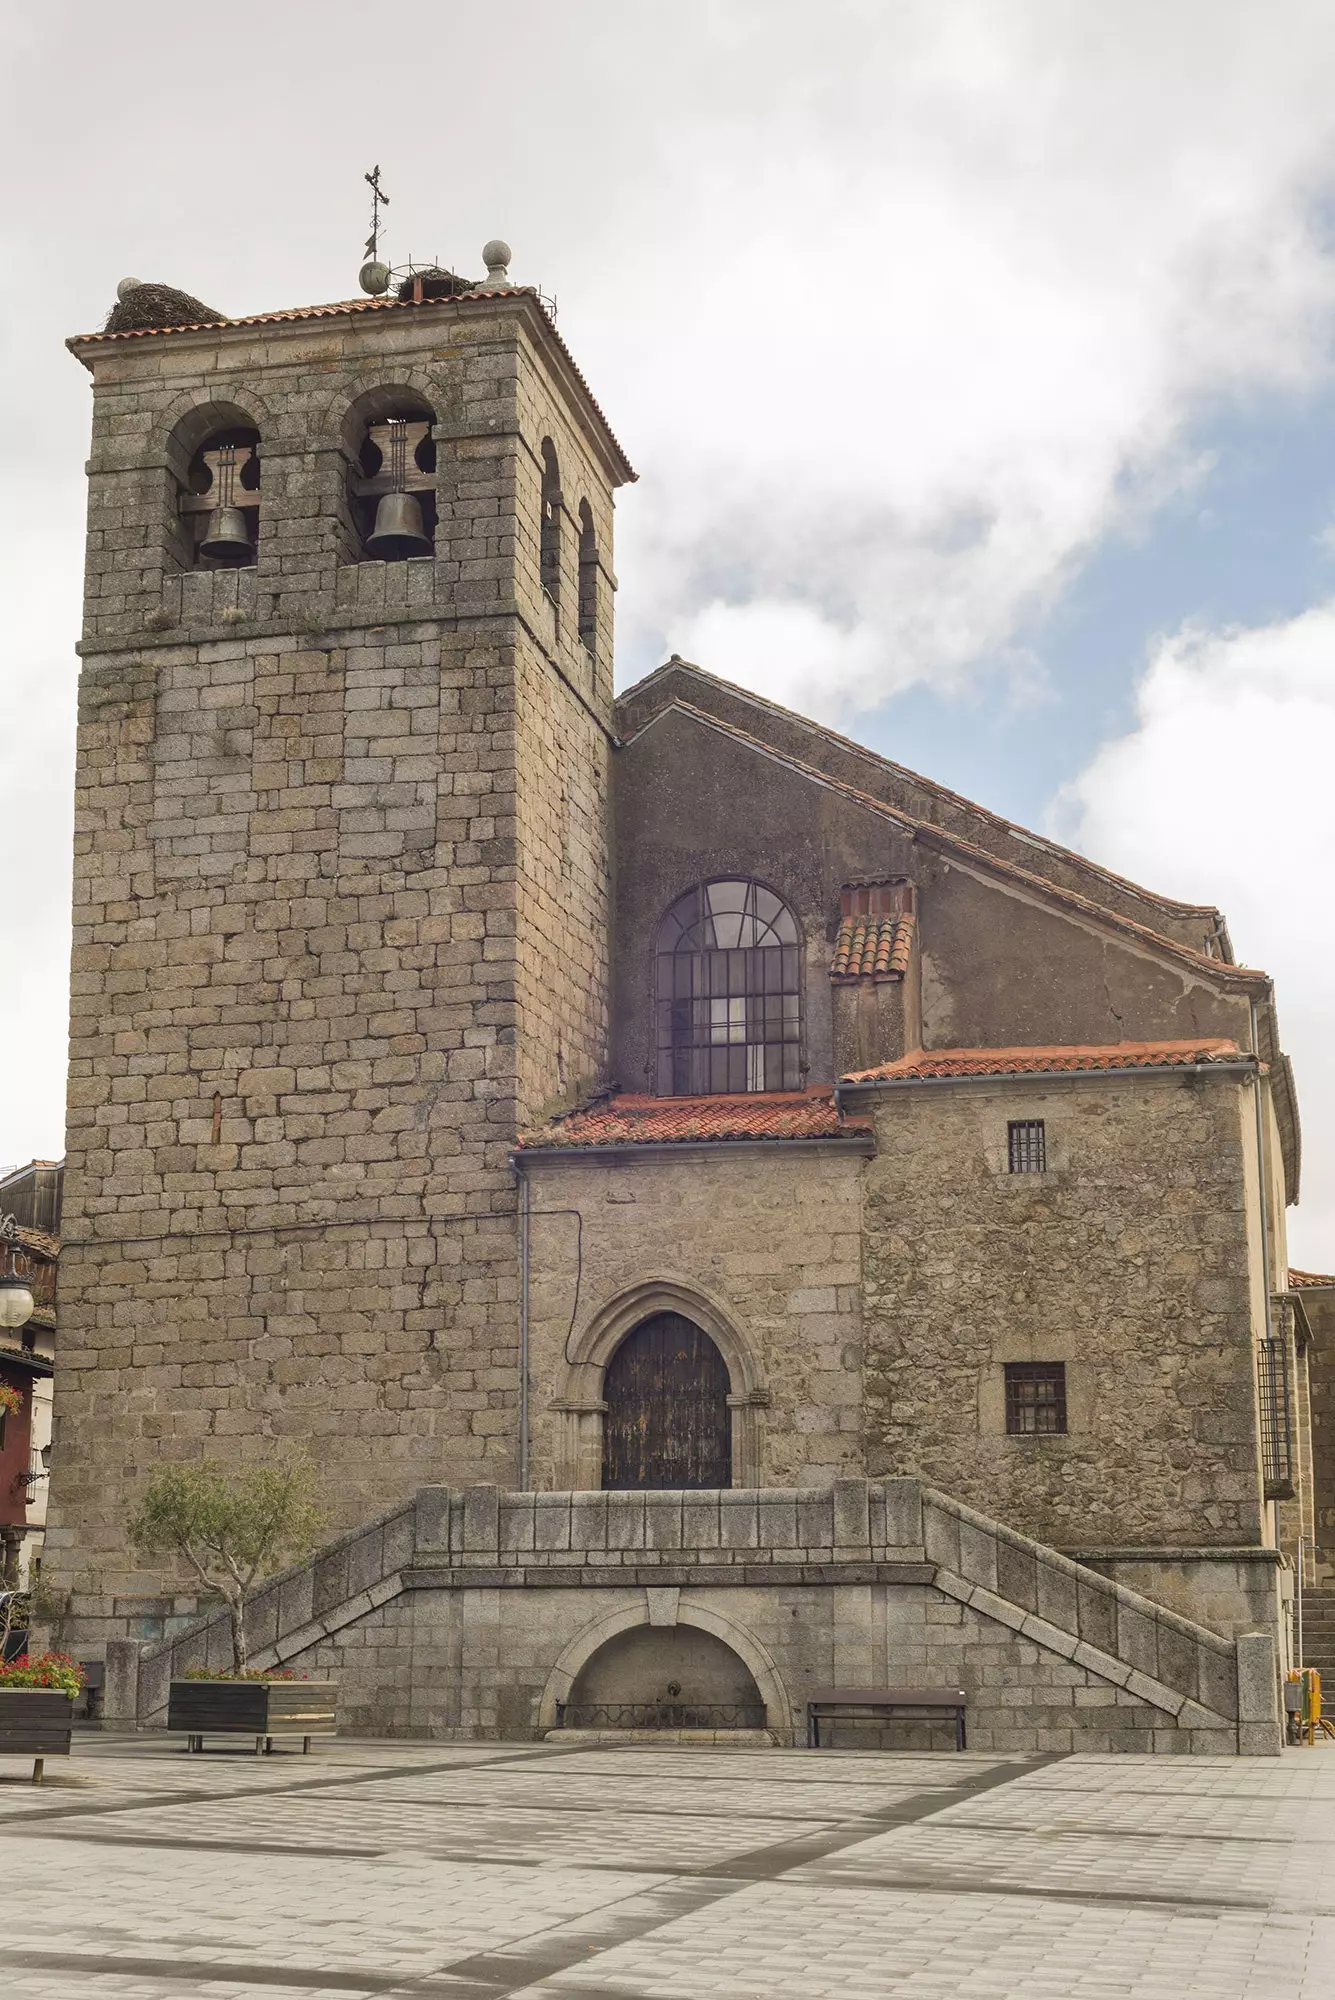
[48,253,635,1642]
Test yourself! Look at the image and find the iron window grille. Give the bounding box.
[1257,1333,1295,1500]
[1005,1362,1068,1436]
[1008,1120,1047,1174]
[655,879,802,1095]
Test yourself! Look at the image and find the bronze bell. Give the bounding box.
[366,490,432,559]
[200,504,255,563]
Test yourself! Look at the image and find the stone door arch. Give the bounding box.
[602,1313,731,1490]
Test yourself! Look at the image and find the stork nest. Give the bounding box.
[395,268,479,302]
[103,283,226,334]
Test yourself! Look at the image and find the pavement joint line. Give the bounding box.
[369,1756,1071,2000]
[0,1757,1060,2000]
[0,1741,595,1829]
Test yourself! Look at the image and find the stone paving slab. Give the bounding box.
[0,1735,1332,1996]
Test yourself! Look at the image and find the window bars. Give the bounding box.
[1008,1120,1047,1174]
[1004,1361,1068,1436]
[655,880,802,1095]
[1258,1332,1295,1500]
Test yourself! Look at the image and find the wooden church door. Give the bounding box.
[601,1313,732,1490]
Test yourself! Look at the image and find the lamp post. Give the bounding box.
[0,1215,35,1331]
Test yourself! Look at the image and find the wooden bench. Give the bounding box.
[806,1686,968,1751]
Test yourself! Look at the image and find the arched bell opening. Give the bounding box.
[601,1312,732,1491]
[559,1624,766,1732]
[346,393,438,562]
[175,423,261,571]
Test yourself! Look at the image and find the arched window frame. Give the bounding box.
[577,498,598,655]
[540,439,562,610]
[655,878,803,1096]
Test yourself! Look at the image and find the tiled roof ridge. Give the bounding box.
[1290,1269,1335,1287]
[67,290,635,483]
[841,1038,1248,1085]
[644,699,1267,992]
[616,660,1223,926]
[12,1224,58,1259]
[830,908,915,981]
[516,1086,872,1151]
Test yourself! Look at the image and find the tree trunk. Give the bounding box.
[228,1598,249,1673]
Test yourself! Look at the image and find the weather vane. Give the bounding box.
[360,167,392,296]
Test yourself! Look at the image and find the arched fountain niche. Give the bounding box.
[557,1624,768,1738]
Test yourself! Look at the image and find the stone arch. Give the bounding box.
[306,371,444,459]
[554,1278,766,1489]
[536,1596,794,1738]
[158,385,272,473]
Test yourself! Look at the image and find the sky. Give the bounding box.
[3,0,1335,1261]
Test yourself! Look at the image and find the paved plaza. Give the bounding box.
[0,1736,1333,1997]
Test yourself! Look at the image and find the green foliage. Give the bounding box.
[0,1384,22,1419]
[181,1667,306,1681]
[0,1651,84,1694]
[127,1459,324,1671]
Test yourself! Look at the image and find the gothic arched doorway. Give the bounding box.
[602,1312,732,1490]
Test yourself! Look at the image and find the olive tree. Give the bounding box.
[127,1459,324,1672]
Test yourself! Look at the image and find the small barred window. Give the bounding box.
[1008,1119,1046,1174]
[1005,1362,1067,1436]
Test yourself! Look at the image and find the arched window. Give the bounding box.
[578,499,598,653]
[176,423,261,569]
[540,439,562,607]
[602,1313,731,1489]
[656,879,802,1095]
[347,395,437,561]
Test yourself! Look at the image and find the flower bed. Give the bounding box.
[0,1656,83,1781]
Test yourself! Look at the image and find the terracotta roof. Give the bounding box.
[831,909,915,981]
[14,1226,58,1261]
[68,288,526,345]
[517,1089,872,1150]
[67,290,635,483]
[841,1039,1248,1085]
[1290,1270,1335,1288]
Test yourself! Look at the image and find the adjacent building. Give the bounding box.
[0,1161,59,1586]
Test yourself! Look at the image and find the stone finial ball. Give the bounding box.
[116,277,145,301]
[482,239,512,272]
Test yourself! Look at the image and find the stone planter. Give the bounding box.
[0,1688,75,1782]
[167,1679,338,1754]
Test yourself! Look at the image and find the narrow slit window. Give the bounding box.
[1005,1362,1067,1436]
[1008,1119,1046,1174]
[540,440,562,608]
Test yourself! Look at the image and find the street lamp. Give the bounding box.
[0,1215,34,1330]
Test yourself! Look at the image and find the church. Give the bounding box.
[44,252,1314,1753]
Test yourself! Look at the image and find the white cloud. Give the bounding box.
[1054,606,1335,1267]
[7,1,1335,1157]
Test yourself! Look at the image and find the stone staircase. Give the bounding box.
[1301,1587,1335,1691]
[98,1481,1282,1754]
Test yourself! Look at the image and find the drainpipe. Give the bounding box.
[518,1167,531,1493]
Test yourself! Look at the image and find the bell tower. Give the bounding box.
[48,254,634,1643]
